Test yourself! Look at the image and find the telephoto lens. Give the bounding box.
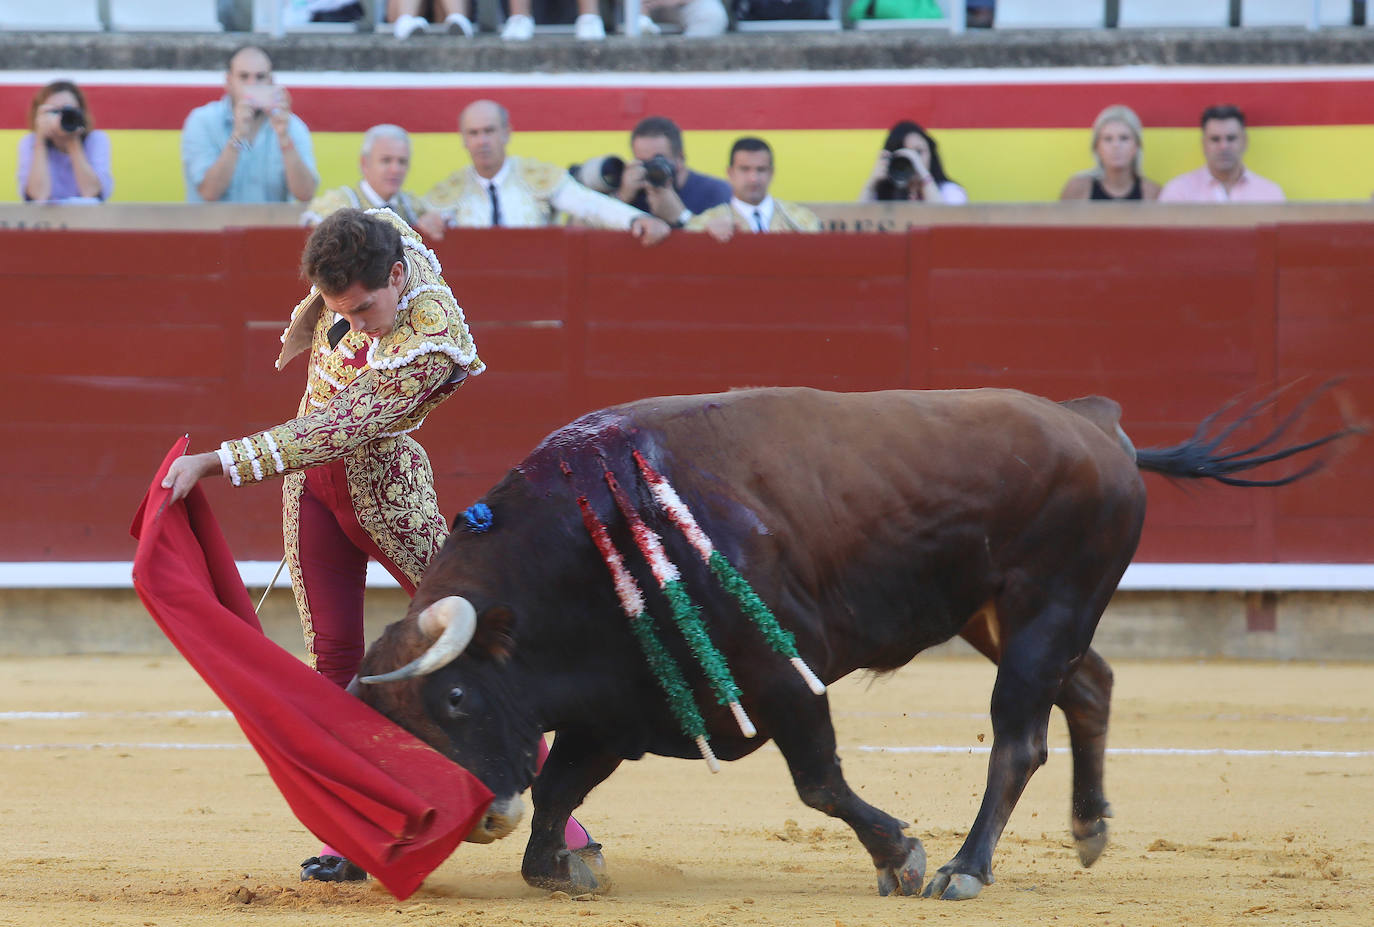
[571,155,625,194]
[58,106,86,133]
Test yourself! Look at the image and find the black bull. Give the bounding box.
[357,386,1352,901]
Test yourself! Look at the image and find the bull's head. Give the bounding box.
[358,596,543,845]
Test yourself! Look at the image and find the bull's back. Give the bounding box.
[610,388,1146,666]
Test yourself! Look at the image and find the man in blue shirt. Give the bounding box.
[181,46,319,204]
[615,115,731,229]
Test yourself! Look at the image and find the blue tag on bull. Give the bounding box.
[462,503,494,533]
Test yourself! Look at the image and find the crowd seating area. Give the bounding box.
[0,0,1366,36]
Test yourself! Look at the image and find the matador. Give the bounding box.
[162,207,595,882]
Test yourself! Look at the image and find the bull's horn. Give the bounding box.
[359,596,477,684]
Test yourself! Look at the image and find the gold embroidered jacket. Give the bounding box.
[300,182,433,229]
[686,199,823,233]
[425,155,645,229]
[217,210,483,488]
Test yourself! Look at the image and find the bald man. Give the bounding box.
[426,100,670,245]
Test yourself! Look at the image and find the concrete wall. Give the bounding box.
[2,588,1369,662]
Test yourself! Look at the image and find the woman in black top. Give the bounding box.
[1060,104,1160,202]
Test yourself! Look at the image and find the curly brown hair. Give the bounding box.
[300,209,403,295]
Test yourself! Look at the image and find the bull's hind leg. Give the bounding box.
[926,601,1092,901]
[522,730,622,894]
[961,615,1115,868]
[771,697,926,896]
[1061,648,1113,866]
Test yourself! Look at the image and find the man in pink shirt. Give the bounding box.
[1159,105,1286,203]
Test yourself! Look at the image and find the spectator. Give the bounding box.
[1059,104,1161,202]
[967,0,993,27]
[502,0,605,39]
[1158,104,1285,203]
[860,121,967,204]
[425,100,670,245]
[636,0,728,35]
[302,0,366,21]
[390,0,474,38]
[18,80,112,204]
[301,124,445,239]
[612,115,731,229]
[181,46,319,204]
[688,137,821,241]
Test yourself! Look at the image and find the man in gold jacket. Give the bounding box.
[426,99,671,242]
[687,136,823,240]
[163,206,481,685]
[301,124,446,239]
[165,207,599,883]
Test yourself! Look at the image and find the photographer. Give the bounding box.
[181,46,319,204]
[18,80,112,203]
[859,120,967,204]
[612,116,730,228]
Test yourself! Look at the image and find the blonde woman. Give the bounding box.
[1059,104,1160,201]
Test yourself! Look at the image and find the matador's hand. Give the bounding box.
[162,451,224,504]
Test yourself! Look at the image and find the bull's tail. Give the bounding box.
[1134,381,1364,488]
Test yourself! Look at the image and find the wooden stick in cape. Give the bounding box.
[632,450,826,696]
[602,469,756,739]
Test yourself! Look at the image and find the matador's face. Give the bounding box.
[323,260,406,340]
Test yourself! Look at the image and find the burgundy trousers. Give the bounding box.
[296,459,418,689]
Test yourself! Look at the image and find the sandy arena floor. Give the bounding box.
[2,654,1371,927]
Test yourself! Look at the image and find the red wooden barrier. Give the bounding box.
[1,224,1368,564]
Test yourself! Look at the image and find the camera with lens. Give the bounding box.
[885,153,918,190]
[57,106,86,133]
[642,153,676,189]
[570,154,626,194]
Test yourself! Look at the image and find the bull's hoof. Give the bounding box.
[921,869,985,901]
[875,840,926,896]
[573,841,607,878]
[524,848,604,895]
[300,855,367,883]
[1073,816,1110,868]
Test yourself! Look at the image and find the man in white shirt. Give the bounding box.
[302,124,445,239]
[426,100,670,245]
[688,137,821,241]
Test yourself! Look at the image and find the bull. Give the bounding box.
[357,386,1352,900]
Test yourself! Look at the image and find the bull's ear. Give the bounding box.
[472,605,516,663]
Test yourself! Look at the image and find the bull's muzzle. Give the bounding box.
[465,795,523,844]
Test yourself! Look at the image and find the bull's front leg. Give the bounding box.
[522,729,621,894]
[772,698,926,896]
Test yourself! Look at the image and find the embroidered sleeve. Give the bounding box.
[780,201,823,233]
[220,352,456,486]
[548,173,645,231]
[685,204,732,231]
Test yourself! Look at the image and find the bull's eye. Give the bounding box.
[447,687,465,716]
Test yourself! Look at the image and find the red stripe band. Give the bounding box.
[5,80,1374,132]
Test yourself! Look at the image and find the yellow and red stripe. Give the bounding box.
[4,69,1373,202]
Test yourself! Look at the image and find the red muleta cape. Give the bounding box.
[130,437,492,899]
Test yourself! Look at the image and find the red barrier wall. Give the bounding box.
[2,224,1369,564]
